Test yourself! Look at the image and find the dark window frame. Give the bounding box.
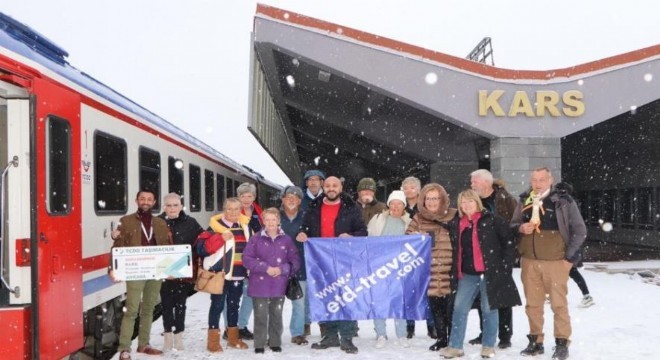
[204,169,215,211]
[138,146,161,212]
[94,131,128,215]
[216,173,226,210]
[168,156,184,197]
[46,116,72,215]
[189,164,201,212]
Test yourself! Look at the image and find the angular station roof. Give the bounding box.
[249,4,660,186]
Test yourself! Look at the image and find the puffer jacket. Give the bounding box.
[406,183,457,297]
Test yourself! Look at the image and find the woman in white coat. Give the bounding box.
[367,190,413,348]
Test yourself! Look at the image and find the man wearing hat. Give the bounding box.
[301,170,326,211]
[279,186,311,346]
[356,177,387,225]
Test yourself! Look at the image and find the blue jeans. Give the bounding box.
[289,280,310,337]
[238,279,253,329]
[374,318,407,338]
[449,274,498,349]
[209,280,243,329]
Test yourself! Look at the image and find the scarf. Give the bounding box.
[457,212,484,279]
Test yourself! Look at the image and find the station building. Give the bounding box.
[247,5,660,248]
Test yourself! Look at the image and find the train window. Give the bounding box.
[216,173,225,209]
[46,116,71,214]
[637,187,654,229]
[619,188,635,229]
[139,147,161,212]
[189,164,201,212]
[227,178,235,198]
[205,169,215,211]
[94,131,127,213]
[168,156,184,196]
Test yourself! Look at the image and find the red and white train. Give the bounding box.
[0,13,281,360]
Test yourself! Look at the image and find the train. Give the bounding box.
[0,12,282,360]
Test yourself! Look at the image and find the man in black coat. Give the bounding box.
[296,176,367,354]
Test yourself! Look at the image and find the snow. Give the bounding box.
[114,261,660,359]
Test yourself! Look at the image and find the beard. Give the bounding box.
[325,191,340,201]
[360,195,374,204]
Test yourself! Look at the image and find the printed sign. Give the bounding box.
[111,245,192,281]
[305,234,430,322]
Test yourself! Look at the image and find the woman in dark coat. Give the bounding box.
[158,193,203,351]
[440,189,521,359]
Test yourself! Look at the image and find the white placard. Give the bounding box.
[111,245,193,281]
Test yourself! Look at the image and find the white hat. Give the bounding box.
[387,190,407,207]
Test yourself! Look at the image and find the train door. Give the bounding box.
[0,80,32,359]
[32,79,83,359]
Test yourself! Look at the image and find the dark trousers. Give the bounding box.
[474,295,513,340]
[569,267,590,296]
[321,320,358,340]
[253,297,285,348]
[429,295,454,344]
[208,279,243,329]
[160,280,194,333]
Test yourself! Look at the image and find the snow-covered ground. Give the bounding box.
[114,261,660,359]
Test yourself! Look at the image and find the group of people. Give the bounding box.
[108,166,590,360]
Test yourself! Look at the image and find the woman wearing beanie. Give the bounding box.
[367,190,413,348]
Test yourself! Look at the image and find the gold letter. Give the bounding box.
[508,91,535,117]
[479,90,505,116]
[535,91,561,117]
[563,90,585,117]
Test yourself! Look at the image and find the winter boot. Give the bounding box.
[429,339,448,351]
[439,347,465,358]
[163,332,173,351]
[481,346,496,358]
[173,332,184,350]
[227,327,249,349]
[406,323,415,339]
[520,334,544,356]
[319,323,327,338]
[468,333,483,345]
[311,335,340,349]
[340,338,359,354]
[207,329,223,353]
[239,327,254,340]
[552,338,569,360]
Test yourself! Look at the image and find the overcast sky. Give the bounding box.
[3,1,659,186]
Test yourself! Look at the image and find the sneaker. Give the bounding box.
[481,346,496,358]
[468,334,482,345]
[520,334,544,356]
[579,294,595,308]
[552,338,569,360]
[375,335,387,349]
[291,335,309,345]
[311,336,340,350]
[239,327,254,340]
[439,347,465,358]
[340,338,359,354]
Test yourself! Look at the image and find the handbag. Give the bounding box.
[285,277,304,300]
[194,243,226,294]
[195,268,225,294]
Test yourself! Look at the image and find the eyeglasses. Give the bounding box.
[425,197,441,202]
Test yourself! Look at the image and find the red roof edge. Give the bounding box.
[255,3,660,81]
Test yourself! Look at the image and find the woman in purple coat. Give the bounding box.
[243,207,301,354]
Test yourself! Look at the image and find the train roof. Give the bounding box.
[0,12,279,188]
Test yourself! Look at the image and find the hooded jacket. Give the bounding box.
[510,183,587,263]
[406,183,458,297]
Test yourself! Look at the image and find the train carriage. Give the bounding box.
[0,13,281,360]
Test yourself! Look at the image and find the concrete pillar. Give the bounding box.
[490,137,562,196]
[430,160,478,206]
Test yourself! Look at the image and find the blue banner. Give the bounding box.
[304,234,430,322]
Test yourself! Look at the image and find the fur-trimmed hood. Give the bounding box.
[416,183,457,222]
